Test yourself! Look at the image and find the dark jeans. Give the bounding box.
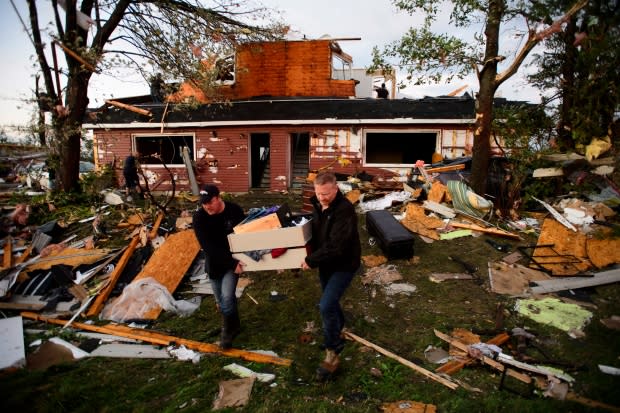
[210,270,239,316]
[319,270,355,352]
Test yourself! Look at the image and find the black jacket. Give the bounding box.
[192,201,245,279]
[305,190,361,273]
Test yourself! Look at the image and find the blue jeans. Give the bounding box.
[210,270,239,316]
[319,270,355,352]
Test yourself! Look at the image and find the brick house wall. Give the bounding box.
[172,40,356,102]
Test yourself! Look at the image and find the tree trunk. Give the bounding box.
[557,19,577,151]
[470,0,503,195]
[56,72,91,192]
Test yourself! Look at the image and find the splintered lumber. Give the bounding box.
[343,330,458,390]
[434,329,531,384]
[20,312,291,366]
[86,236,140,317]
[149,211,165,239]
[3,239,12,268]
[131,229,200,319]
[449,222,521,240]
[53,40,98,73]
[436,332,510,375]
[105,99,152,117]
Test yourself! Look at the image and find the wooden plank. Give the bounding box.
[436,332,509,375]
[149,212,165,239]
[434,329,531,384]
[20,312,292,366]
[429,273,474,283]
[105,99,152,117]
[530,268,620,294]
[3,238,12,269]
[449,222,521,240]
[343,330,458,390]
[86,236,140,317]
[132,230,200,319]
[532,167,564,178]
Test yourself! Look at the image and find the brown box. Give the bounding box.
[228,219,312,252]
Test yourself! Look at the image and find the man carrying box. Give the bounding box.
[193,184,246,349]
[301,172,361,381]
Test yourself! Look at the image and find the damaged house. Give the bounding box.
[83,38,525,193]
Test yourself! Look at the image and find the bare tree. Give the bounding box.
[23,0,286,191]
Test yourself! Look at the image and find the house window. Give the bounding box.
[332,53,351,80]
[364,130,438,166]
[134,134,195,166]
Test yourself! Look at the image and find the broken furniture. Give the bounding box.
[366,210,414,259]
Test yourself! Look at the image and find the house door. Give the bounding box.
[250,133,270,189]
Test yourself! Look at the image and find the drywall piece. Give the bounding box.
[515,297,592,334]
[89,343,171,359]
[0,316,26,370]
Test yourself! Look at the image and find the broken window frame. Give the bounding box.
[133,133,196,167]
[214,53,236,85]
[331,53,352,81]
[363,129,440,167]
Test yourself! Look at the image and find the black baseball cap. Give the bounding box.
[199,184,220,204]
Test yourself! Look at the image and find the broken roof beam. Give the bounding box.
[105,100,152,117]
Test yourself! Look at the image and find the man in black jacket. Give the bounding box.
[302,172,361,380]
[193,184,246,349]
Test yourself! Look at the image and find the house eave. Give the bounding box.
[83,118,476,129]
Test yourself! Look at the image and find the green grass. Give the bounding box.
[1,193,619,412]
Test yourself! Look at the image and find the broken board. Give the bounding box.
[131,230,200,319]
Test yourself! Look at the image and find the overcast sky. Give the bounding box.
[0,0,542,132]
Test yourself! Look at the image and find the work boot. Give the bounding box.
[316,349,340,382]
[219,311,241,350]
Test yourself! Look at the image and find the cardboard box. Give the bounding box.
[228,219,312,252]
[233,247,308,271]
[233,213,282,234]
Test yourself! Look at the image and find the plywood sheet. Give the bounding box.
[133,230,200,319]
[586,236,620,269]
[533,219,591,275]
[489,261,551,295]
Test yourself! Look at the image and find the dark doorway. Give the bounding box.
[250,133,270,188]
[290,132,310,190]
